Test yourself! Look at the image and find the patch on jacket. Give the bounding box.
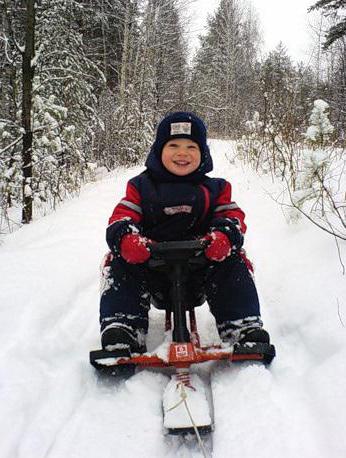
[164,205,192,215]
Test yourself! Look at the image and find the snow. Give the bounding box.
[24,184,32,197]
[1,140,346,457]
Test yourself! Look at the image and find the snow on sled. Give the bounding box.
[90,240,276,436]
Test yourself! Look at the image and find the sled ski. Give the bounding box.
[167,425,212,436]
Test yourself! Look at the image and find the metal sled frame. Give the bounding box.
[90,337,272,369]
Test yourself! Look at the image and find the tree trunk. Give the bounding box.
[119,1,130,103]
[101,0,108,84]
[21,0,35,224]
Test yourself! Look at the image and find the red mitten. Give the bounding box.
[204,231,232,262]
[120,233,151,264]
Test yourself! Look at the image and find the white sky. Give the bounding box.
[187,0,317,62]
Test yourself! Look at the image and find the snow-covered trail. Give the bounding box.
[1,140,346,458]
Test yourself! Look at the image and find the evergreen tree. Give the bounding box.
[0,0,104,226]
[260,43,297,134]
[73,0,137,91]
[154,1,188,114]
[189,0,260,137]
[309,0,346,49]
[304,99,334,145]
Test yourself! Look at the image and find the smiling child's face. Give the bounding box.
[161,138,201,176]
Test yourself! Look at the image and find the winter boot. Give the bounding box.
[101,324,146,354]
[217,316,269,345]
[238,327,270,344]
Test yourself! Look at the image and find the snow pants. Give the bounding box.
[99,252,262,339]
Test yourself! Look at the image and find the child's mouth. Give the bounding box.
[173,160,190,166]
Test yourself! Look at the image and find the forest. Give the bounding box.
[0,0,345,241]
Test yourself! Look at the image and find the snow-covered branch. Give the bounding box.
[0,135,22,155]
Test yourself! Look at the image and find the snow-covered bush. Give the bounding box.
[237,112,267,171]
[238,110,303,186]
[236,103,345,242]
[288,143,345,240]
[284,100,346,240]
[304,99,334,147]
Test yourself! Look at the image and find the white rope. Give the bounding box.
[167,382,211,458]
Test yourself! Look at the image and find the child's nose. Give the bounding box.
[176,147,189,155]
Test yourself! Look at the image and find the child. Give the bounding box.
[100,112,270,353]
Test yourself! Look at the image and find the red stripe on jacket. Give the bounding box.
[108,182,142,225]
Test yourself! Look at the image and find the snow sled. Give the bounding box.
[90,240,276,435]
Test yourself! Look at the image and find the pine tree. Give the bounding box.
[309,0,346,48]
[154,1,188,114]
[0,0,105,227]
[259,43,301,141]
[304,99,334,145]
[189,0,260,137]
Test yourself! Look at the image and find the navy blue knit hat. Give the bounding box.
[152,111,209,156]
[145,112,213,182]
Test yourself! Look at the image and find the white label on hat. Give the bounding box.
[170,122,191,136]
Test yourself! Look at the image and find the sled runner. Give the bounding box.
[90,240,276,435]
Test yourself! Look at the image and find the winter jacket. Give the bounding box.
[106,143,247,257]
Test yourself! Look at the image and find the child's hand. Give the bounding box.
[204,231,232,262]
[120,233,151,264]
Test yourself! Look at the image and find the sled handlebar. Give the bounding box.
[148,239,209,268]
